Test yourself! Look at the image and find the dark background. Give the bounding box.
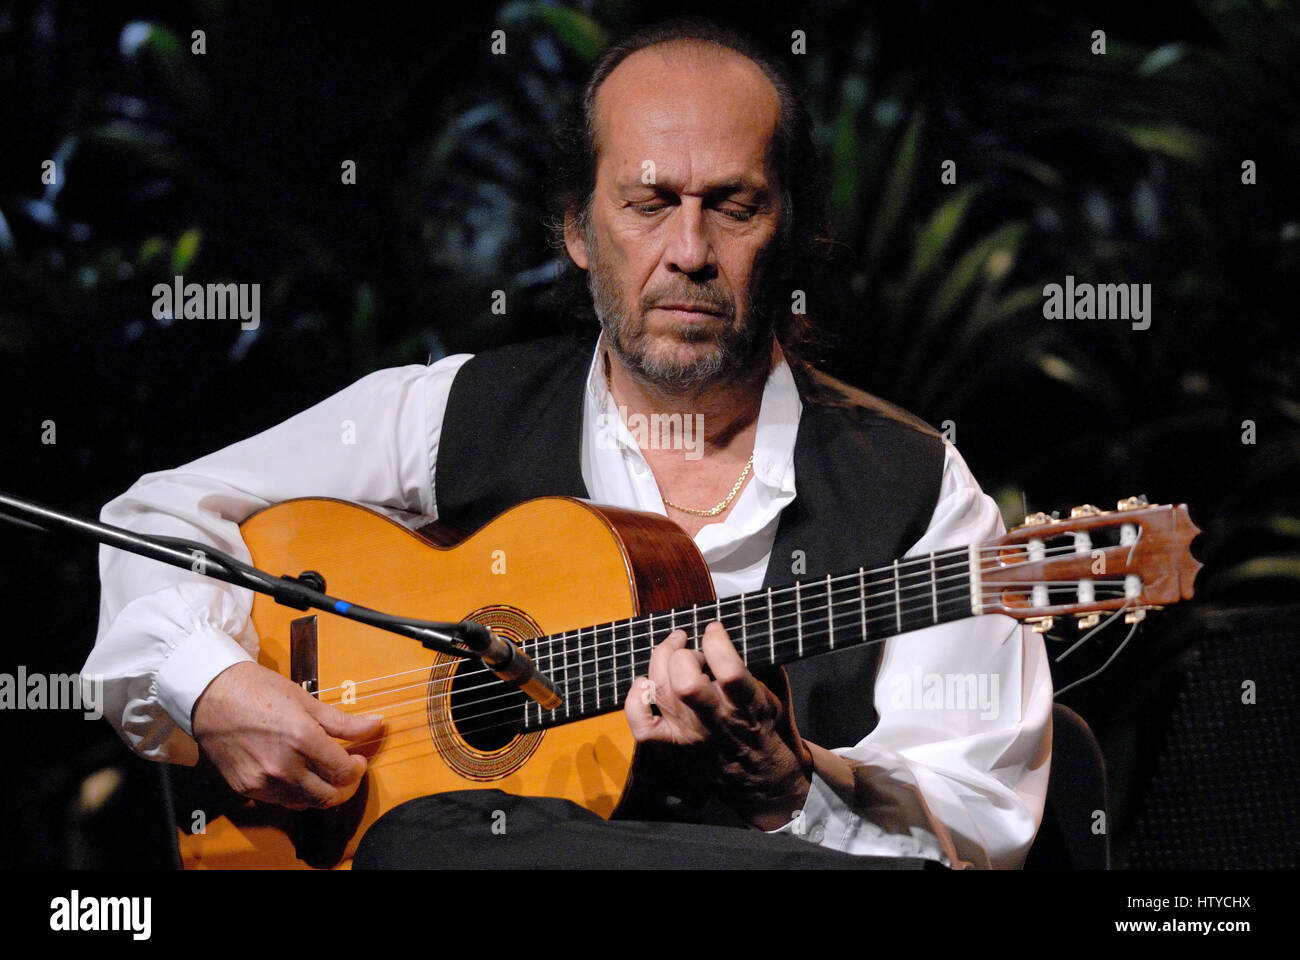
[1,0,1297,868]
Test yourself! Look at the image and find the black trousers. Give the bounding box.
[352,790,931,869]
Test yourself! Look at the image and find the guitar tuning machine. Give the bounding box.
[1070,504,1104,518]
[1024,512,1055,526]
[1027,616,1054,633]
[1117,495,1149,511]
[1076,613,1101,629]
[1124,604,1163,624]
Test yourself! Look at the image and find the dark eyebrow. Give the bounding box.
[617,176,771,200]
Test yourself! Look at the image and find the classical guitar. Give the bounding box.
[173,495,1200,868]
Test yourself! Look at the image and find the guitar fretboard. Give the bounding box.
[518,546,975,730]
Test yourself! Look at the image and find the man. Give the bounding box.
[87,20,1052,868]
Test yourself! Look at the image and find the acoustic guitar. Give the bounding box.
[173,494,1200,868]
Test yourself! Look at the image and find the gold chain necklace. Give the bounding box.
[661,453,754,517]
[605,355,754,517]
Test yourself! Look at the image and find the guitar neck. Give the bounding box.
[522,545,978,729]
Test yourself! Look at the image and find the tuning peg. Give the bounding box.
[1076,613,1101,629]
[1070,504,1103,518]
[1117,495,1149,511]
[1024,512,1054,526]
[1027,616,1054,633]
[1124,608,1147,624]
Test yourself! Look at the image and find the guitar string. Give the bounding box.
[337,581,1135,748]
[314,556,1000,704]
[362,597,1152,768]
[303,543,1013,697]
[327,575,1130,720]
[317,561,1103,708]
[307,539,1087,699]
[354,589,1137,755]
[361,601,1142,762]
[325,575,1130,715]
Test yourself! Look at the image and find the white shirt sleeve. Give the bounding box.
[770,441,1054,869]
[84,356,472,763]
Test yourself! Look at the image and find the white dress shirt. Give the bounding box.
[87,337,1052,869]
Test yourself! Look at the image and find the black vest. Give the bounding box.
[435,335,944,747]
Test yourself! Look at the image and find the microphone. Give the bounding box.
[445,621,562,711]
[0,490,564,710]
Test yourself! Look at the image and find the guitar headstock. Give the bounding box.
[978,496,1202,632]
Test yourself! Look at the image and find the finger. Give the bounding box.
[623,676,659,740]
[647,629,690,687]
[296,719,370,787]
[309,698,385,741]
[699,621,761,709]
[286,766,358,810]
[666,643,723,720]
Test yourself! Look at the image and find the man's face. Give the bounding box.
[565,44,783,390]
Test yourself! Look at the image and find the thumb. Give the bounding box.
[309,699,384,741]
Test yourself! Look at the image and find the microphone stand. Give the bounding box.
[0,492,561,709]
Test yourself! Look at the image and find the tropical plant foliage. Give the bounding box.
[1,0,1297,866]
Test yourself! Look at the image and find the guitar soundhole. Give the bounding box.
[426,604,545,781]
[447,662,524,752]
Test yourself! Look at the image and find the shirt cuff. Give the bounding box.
[767,771,953,866]
[155,623,255,738]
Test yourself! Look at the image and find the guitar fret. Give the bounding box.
[692,605,700,650]
[740,595,748,663]
[930,553,939,624]
[596,624,603,711]
[577,627,585,715]
[766,587,774,662]
[531,640,540,728]
[893,559,902,634]
[795,581,803,657]
[624,618,633,698]
[562,631,570,718]
[595,624,603,711]
[826,574,834,649]
[647,611,655,675]
[551,632,559,720]
[858,568,867,642]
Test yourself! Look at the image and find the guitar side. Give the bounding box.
[175,496,715,869]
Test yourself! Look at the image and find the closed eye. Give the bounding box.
[629,201,756,221]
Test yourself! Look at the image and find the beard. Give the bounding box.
[585,232,775,392]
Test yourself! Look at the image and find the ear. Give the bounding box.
[563,209,590,270]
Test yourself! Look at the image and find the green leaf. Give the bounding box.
[1218,555,1300,586]
[829,73,870,240]
[867,110,923,265]
[118,21,212,110]
[170,228,202,275]
[1099,121,1212,164]
[499,3,608,62]
[898,185,977,302]
[85,121,182,173]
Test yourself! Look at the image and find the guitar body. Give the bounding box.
[175,496,714,869]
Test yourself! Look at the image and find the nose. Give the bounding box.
[664,199,715,279]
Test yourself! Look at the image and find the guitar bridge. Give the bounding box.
[290,615,319,697]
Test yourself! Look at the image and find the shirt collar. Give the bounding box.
[585,331,800,493]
